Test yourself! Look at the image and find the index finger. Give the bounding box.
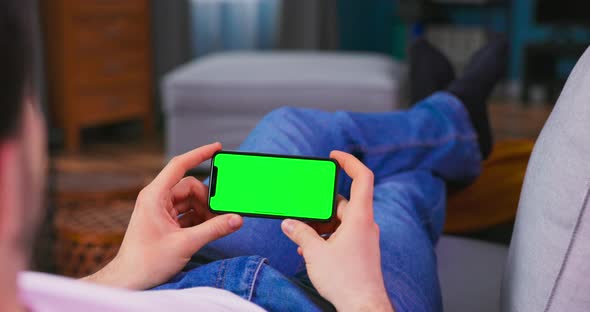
[330,150,374,215]
[152,142,222,190]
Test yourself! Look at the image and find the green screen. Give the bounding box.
[209,152,338,220]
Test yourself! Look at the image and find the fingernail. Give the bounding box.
[282,219,295,234]
[228,215,241,228]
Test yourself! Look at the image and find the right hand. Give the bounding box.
[281,151,393,312]
[84,143,244,290]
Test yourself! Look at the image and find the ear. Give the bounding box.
[0,140,23,240]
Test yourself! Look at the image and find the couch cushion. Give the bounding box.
[162,51,407,114]
[437,236,507,312]
[501,46,590,311]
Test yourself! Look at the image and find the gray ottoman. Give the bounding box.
[163,51,407,168]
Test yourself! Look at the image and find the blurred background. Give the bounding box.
[31,0,588,277]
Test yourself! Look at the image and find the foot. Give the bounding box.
[447,36,509,159]
[409,39,456,103]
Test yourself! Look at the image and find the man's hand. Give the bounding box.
[281,151,393,312]
[84,142,243,290]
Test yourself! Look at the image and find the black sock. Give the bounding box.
[409,39,456,103]
[447,36,508,159]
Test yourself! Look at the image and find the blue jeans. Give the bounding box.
[153,92,482,312]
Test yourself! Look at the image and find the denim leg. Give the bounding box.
[201,91,481,277]
[374,171,447,312]
[152,255,333,312]
[232,91,481,195]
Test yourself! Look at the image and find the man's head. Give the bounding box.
[0,0,46,264]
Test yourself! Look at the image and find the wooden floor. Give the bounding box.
[53,99,553,173]
[54,138,165,176]
[489,100,553,141]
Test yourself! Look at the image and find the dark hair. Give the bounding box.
[0,0,33,138]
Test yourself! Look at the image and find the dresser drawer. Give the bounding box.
[72,13,149,52]
[72,51,150,86]
[75,86,149,126]
[43,0,153,151]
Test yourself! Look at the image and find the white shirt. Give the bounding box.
[19,271,266,312]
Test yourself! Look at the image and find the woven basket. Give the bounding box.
[54,200,135,278]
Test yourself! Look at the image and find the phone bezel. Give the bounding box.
[208,150,340,222]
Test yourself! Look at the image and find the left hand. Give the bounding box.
[83,142,244,290]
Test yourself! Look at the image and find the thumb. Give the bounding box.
[281,219,324,251]
[185,214,243,247]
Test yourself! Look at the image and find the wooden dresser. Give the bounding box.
[42,0,154,152]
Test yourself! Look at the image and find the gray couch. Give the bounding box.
[163,47,590,311]
[437,46,590,311]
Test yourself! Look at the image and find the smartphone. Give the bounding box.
[208,151,339,222]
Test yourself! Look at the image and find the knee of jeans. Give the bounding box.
[260,107,306,129]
